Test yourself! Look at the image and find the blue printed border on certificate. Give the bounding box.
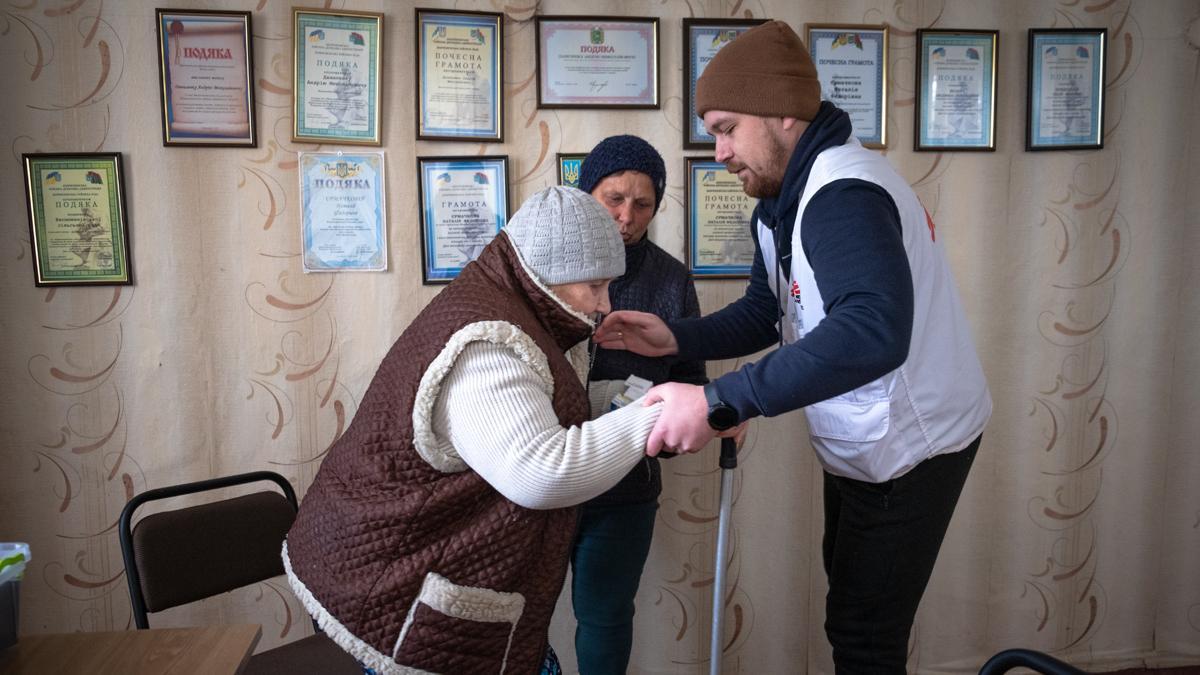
[419,157,509,284]
[300,152,387,272]
[417,12,502,140]
[1027,30,1105,149]
[687,159,753,279]
[916,31,997,150]
[807,26,887,147]
[295,11,381,143]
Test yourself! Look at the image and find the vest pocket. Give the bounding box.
[392,571,525,672]
[805,392,890,443]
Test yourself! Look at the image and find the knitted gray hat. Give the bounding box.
[502,186,625,285]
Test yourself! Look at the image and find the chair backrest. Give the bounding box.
[118,471,298,629]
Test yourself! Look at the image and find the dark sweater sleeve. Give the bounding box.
[670,220,780,360]
[709,179,915,420]
[666,277,710,385]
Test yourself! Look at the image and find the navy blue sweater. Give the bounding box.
[671,103,915,422]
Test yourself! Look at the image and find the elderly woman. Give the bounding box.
[283,187,661,674]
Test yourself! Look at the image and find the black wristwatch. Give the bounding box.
[704,382,738,432]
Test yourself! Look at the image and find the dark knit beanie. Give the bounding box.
[695,20,821,121]
[578,135,667,213]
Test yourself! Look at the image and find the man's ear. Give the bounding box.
[781,117,800,131]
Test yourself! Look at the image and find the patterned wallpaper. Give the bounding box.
[1,1,1197,672]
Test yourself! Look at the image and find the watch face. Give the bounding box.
[709,404,738,431]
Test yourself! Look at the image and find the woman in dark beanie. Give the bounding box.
[571,135,708,675]
[283,187,663,675]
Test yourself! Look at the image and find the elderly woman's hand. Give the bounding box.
[595,310,679,357]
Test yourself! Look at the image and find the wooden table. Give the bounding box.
[0,623,261,674]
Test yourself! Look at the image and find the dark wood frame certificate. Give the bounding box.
[1026,28,1107,151]
[415,9,504,142]
[535,16,660,109]
[805,23,889,149]
[915,29,998,151]
[293,8,383,145]
[417,155,509,284]
[685,158,756,279]
[22,153,133,286]
[155,9,257,147]
[682,18,767,149]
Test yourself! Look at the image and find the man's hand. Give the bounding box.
[595,311,679,357]
[641,382,716,456]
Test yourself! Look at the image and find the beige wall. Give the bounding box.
[1,1,1198,672]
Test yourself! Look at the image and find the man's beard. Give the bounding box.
[728,132,791,199]
[739,170,782,198]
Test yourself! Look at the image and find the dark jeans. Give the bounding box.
[570,499,658,675]
[823,435,982,674]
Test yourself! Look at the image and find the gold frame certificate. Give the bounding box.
[298,152,388,273]
[535,16,660,108]
[415,9,504,142]
[685,158,756,279]
[806,23,889,149]
[155,9,257,147]
[293,8,383,145]
[22,153,132,286]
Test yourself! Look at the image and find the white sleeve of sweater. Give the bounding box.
[432,340,661,510]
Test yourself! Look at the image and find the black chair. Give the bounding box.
[980,648,1090,675]
[118,470,359,674]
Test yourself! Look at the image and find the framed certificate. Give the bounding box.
[298,152,387,272]
[415,9,504,142]
[155,9,257,147]
[915,29,998,151]
[685,158,756,279]
[536,16,659,108]
[1026,28,1106,151]
[556,153,586,188]
[417,156,509,284]
[806,23,889,149]
[22,153,132,286]
[293,8,383,145]
[682,18,766,149]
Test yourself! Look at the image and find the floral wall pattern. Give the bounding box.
[0,0,1197,672]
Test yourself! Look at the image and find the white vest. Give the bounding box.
[759,137,991,482]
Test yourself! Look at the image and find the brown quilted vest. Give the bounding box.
[285,232,591,674]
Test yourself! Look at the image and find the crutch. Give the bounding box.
[709,437,738,675]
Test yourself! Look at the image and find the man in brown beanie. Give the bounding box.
[597,20,991,673]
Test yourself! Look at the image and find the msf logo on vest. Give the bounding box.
[789,280,806,334]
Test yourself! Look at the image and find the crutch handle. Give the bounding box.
[719,436,738,469]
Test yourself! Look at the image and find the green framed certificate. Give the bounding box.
[685,157,756,279]
[22,153,132,286]
[293,8,383,145]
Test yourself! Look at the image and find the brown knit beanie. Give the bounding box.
[695,20,821,121]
